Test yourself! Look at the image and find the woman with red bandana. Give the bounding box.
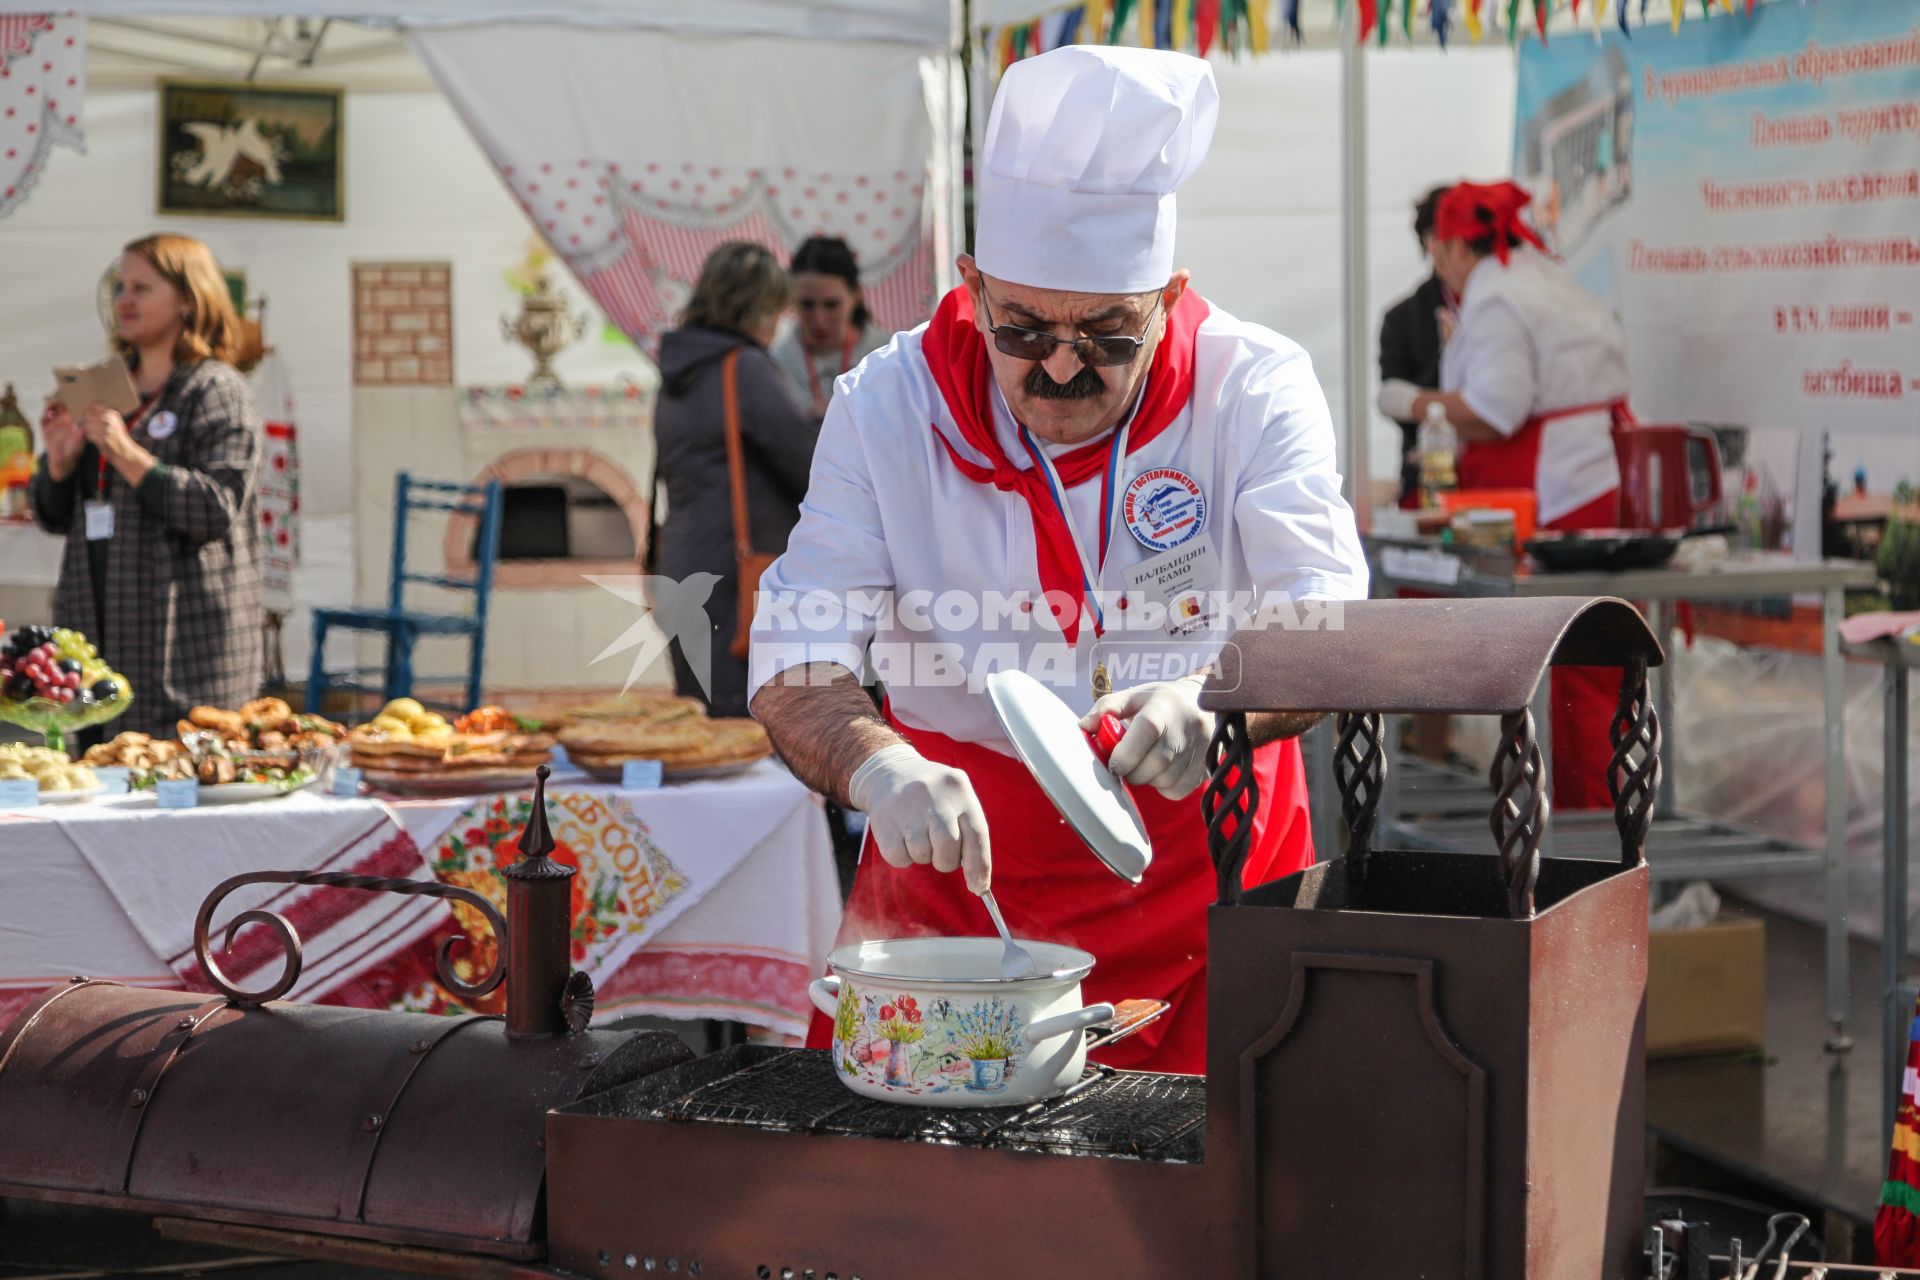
[746,46,1368,1075]
[1379,180,1633,808]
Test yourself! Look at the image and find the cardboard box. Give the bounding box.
[1646,918,1767,1058]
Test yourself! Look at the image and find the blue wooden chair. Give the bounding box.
[308,473,504,717]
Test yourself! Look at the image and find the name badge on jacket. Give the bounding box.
[84,500,114,542]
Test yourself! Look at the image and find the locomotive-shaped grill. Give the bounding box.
[0,766,691,1261]
[0,597,1662,1278]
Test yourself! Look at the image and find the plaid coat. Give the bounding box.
[29,359,264,736]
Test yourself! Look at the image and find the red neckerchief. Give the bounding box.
[921,284,1209,645]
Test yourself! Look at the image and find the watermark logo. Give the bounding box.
[585,573,721,697]
[589,575,1336,696]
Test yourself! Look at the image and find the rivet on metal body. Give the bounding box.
[410,1039,432,1053]
[69,975,88,984]
[128,1089,147,1108]
[624,1254,637,1269]
[176,1017,196,1031]
[362,1113,382,1133]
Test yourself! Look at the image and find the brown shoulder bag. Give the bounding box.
[720,348,778,660]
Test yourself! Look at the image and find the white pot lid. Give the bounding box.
[986,669,1151,884]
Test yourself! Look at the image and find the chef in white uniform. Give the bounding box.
[748,45,1367,1075]
[1379,179,1632,529]
[1379,179,1634,808]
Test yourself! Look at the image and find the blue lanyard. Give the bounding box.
[1017,421,1129,638]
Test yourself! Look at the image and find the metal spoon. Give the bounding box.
[979,889,1042,980]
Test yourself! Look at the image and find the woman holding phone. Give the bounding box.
[29,232,264,738]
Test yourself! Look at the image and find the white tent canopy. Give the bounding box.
[5,1,956,46]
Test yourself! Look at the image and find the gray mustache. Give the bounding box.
[1023,364,1104,401]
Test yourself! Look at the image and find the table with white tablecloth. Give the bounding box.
[0,761,840,1038]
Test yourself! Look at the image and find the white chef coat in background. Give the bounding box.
[1442,248,1631,524]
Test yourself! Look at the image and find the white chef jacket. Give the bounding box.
[770,323,891,419]
[1441,249,1631,524]
[747,300,1369,750]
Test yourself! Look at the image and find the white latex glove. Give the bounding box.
[1376,378,1422,423]
[1080,675,1215,801]
[848,744,991,892]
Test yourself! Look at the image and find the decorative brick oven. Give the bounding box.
[441,408,654,591]
[349,262,664,695]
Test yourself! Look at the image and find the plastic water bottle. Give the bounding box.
[1417,401,1458,509]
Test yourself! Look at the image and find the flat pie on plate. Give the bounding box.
[558,717,714,758]
[570,718,771,777]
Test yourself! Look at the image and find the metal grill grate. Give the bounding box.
[638,1046,1204,1163]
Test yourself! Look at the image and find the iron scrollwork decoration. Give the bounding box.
[1333,711,1386,879]
[1606,656,1661,866]
[193,870,509,1007]
[1487,708,1548,920]
[1202,710,1260,906]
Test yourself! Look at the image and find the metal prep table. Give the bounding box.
[1357,537,1876,1046]
[1838,632,1920,1146]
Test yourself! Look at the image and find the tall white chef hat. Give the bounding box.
[974,45,1219,296]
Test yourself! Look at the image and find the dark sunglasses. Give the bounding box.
[980,291,1161,368]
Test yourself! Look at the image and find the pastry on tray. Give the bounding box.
[569,718,771,774]
[0,743,98,792]
[549,691,706,729]
[349,698,554,781]
[557,716,715,758]
[84,732,185,771]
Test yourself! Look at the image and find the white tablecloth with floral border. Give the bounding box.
[0,761,838,1038]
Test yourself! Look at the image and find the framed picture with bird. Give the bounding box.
[157,79,343,222]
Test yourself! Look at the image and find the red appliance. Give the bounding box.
[1614,424,1723,531]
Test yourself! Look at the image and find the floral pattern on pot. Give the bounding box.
[833,988,1029,1097]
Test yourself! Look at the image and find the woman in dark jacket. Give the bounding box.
[653,241,819,718]
[30,233,263,738]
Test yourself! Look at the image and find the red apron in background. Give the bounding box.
[806,716,1315,1075]
[1460,400,1631,811]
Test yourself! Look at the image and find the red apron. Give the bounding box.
[806,716,1315,1075]
[1461,399,1631,810]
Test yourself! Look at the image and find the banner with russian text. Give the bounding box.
[1515,1,1920,438]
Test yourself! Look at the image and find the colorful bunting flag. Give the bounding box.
[979,0,1769,64]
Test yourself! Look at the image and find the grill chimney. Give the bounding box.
[503,764,578,1039]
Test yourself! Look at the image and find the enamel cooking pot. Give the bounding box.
[808,937,1114,1107]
